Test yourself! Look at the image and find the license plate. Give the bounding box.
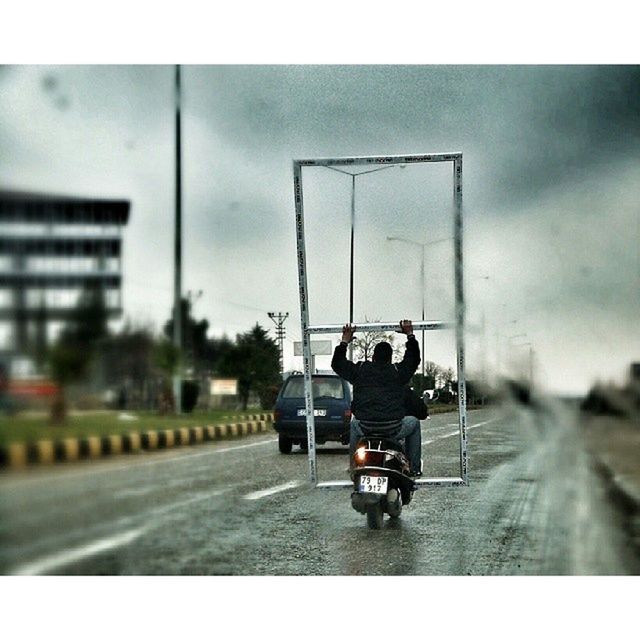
[359,475,388,494]
[297,408,327,416]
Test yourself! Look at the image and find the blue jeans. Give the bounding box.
[350,416,422,474]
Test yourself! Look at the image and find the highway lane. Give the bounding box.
[1,404,637,575]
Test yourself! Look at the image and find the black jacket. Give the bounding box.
[403,386,428,420]
[331,335,421,422]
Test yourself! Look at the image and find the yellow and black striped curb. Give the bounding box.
[0,413,274,469]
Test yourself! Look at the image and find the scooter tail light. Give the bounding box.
[354,448,386,467]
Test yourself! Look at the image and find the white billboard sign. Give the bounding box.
[293,340,333,356]
[210,378,238,396]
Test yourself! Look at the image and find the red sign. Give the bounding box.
[8,380,59,397]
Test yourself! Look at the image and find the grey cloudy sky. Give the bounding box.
[0,65,638,394]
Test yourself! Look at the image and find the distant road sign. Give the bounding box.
[293,340,333,356]
[210,378,238,395]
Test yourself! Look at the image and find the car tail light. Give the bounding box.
[344,409,351,421]
[274,409,282,421]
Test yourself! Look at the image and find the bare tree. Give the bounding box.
[352,318,400,362]
[441,366,455,390]
[422,360,444,388]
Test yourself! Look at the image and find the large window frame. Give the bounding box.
[293,153,467,489]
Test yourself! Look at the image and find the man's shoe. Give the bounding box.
[410,470,422,478]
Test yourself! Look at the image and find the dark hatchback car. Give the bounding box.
[273,374,352,453]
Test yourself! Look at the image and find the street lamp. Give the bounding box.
[494,317,519,376]
[326,164,403,358]
[386,235,451,377]
[506,333,527,379]
[511,340,534,386]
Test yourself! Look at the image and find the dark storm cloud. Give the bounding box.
[189,65,640,212]
[190,65,484,148]
[485,66,640,207]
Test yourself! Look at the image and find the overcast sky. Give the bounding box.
[1,64,638,394]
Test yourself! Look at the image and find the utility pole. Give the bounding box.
[172,64,183,414]
[268,311,289,375]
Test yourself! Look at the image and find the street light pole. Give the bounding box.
[495,317,518,376]
[326,164,401,360]
[172,64,183,414]
[507,333,527,378]
[349,173,356,338]
[512,341,534,387]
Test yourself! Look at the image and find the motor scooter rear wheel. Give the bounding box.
[366,502,384,529]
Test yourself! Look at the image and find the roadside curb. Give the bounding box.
[582,415,640,552]
[0,413,274,470]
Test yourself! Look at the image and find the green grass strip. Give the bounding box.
[0,409,270,447]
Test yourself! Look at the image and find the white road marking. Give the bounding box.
[11,526,147,576]
[108,438,277,480]
[468,419,495,429]
[114,475,228,499]
[212,439,277,455]
[9,487,231,575]
[147,488,229,517]
[423,418,497,446]
[115,487,155,498]
[243,481,301,501]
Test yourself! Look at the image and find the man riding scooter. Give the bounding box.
[331,319,423,477]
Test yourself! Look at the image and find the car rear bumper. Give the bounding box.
[273,420,350,442]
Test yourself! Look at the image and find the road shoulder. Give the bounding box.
[582,413,640,552]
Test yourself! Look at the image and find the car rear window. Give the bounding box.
[282,377,345,399]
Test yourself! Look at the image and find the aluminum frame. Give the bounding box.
[293,152,467,489]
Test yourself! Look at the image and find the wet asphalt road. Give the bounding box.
[1,403,638,575]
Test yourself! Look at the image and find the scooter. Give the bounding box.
[349,420,417,529]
